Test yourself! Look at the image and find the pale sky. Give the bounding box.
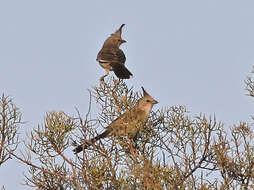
[1,1,254,189]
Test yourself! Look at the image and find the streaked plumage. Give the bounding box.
[73,87,158,153]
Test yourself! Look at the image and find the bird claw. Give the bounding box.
[113,79,120,86]
[100,77,105,84]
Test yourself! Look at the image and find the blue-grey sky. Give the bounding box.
[1,0,254,189]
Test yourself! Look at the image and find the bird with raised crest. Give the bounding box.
[73,87,158,153]
[96,24,133,83]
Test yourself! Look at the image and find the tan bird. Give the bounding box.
[73,87,158,153]
[96,24,133,83]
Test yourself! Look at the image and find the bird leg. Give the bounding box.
[113,78,120,86]
[100,75,107,84]
[100,70,110,84]
[127,138,138,162]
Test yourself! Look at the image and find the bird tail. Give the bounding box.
[73,130,110,154]
[110,63,133,79]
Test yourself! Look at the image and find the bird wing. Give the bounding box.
[97,47,132,79]
[107,109,147,138]
[97,47,126,64]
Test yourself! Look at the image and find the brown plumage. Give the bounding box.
[96,24,133,82]
[73,87,158,154]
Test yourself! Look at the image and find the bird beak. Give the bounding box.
[153,100,159,104]
[121,39,126,43]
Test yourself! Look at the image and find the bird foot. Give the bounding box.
[113,79,120,86]
[100,77,105,85]
[116,105,121,113]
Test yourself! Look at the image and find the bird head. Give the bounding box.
[103,24,126,47]
[137,87,158,114]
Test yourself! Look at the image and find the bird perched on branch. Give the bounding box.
[73,87,158,154]
[96,24,133,83]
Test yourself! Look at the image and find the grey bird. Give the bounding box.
[73,87,158,153]
[96,24,133,82]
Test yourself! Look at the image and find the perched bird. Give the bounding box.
[73,87,158,153]
[96,24,133,82]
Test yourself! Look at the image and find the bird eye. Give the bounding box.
[146,100,150,103]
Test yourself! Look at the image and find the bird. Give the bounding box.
[73,87,158,153]
[96,24,133,83]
